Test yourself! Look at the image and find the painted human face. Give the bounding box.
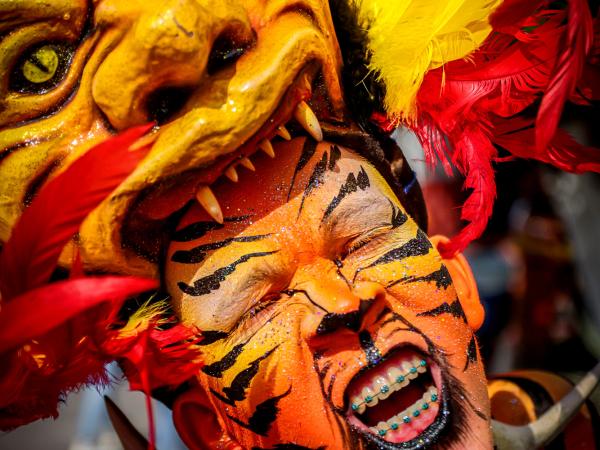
[166,138,492,449]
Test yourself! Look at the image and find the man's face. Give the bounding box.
[166,139,491,449]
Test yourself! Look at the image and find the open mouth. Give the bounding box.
[345,347,447,447]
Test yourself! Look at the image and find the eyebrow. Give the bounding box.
[362,229,432,270]
[171,233,272,264]
[178,250,279,296]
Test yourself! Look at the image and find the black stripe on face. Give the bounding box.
[178,250,279,296]
[287,138,318,200]
[252,444,326,450]
[297,151,328,217]
[389,200,408,229]
[321,166,370,222]
[171,234,272,264]
[388,265,453,290]
[171,215,250,242]
[358,330,382,366]
[416,299,467,323]
[212,346,279,405]
[202,343,246,377]
[328,144,341,170]
[227,386,291,437]
[463,335,478,371]
[360,229,432,272]
[198,330,229,346]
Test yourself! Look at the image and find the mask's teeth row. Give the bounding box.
[350,358,427,414]
[196,102,321,222]
[369,386,439,437]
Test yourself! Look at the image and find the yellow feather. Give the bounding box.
[354,0,502,122]
[118,297,168,338]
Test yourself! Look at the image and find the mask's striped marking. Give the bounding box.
[212,346,279,405]
[178,250,278,296]
[358,330,382,366]
[388,265,452,290]
[287,137,317,200]
[171,215,250,242]
[416,299,467,323]
[227,386,291,436]
[321,166,370,222]
[171,234,272,264]
[463,335,478,372]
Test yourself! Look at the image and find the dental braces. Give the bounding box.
[351,359,428,411]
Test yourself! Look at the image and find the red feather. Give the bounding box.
[410,1,600,255]
[494,117,600,172]
[536,0,593,150]
[0,277,157,354]
[0,124,153,300]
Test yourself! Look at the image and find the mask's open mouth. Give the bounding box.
[345,346,446,446]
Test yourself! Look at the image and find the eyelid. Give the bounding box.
[343,224,390,257]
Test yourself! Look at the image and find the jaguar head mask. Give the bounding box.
[9,0,593,449]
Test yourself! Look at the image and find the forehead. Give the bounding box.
[175,138,403,241]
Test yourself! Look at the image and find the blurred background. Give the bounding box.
[1,106,599,449]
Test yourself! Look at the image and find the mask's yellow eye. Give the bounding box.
[10,42,73,94]
[22,46,59,83]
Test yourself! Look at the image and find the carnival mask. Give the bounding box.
[7,0,595,449]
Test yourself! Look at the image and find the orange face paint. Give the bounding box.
[166,138,491,449]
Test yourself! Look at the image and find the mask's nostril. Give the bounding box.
[146,86,194,125]
[206,30,255,75]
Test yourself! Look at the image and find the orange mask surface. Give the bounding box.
[167,139,490,449]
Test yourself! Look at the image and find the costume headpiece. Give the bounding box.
[0,0,598,441]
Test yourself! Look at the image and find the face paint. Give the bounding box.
[166,139,491,449]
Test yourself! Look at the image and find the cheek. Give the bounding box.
[198,320,341,446]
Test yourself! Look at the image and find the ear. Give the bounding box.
[430,235,484,331]
[173,384,239,450]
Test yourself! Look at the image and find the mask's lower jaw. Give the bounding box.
[345,346,448,448]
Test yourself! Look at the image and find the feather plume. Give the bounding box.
[354,0,502,122]
[407,1,600,256]
[536,0,593,150]
[0,124,153,300]
[0,126,202,430]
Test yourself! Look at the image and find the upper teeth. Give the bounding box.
[194,101,322,223]
[350,358,429,415]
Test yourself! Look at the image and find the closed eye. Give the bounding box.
[342,225,390,259]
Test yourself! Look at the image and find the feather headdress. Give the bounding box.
[349,0,600,255]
